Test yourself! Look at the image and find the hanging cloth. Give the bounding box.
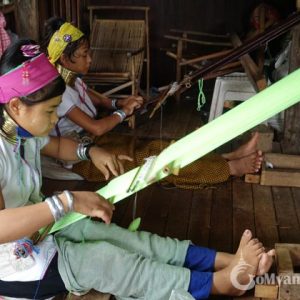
[0,12,11,57]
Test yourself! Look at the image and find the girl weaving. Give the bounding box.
[0,40,275,300]
[43,17,263,188]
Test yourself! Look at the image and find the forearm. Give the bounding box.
[0,202,53,243]
[89,114,123,136]
[57,137,80,161]
[41,136,79,161]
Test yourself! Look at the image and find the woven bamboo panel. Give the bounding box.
[90,19,145,75]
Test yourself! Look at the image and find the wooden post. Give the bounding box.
[15,0,39,41]
[175,39,183,102]
[145,8,150,102]
[283,1,300,154]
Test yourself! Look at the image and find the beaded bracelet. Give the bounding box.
[113,109,127,122]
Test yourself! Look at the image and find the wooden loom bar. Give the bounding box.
[180,11,300,90]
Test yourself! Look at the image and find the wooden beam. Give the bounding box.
[230,33,267,92]
[164,34,232,47]
[283,23,300,154]
[261,167,300,187]
[170,28,229,39]
[264,153,300,169]
[179,49,232,66]
[245,174,261,184]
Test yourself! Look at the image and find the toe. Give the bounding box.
[267,249,276,257]
[239,229,252,248]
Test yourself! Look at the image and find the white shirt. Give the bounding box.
[51,77,97,137]
[0,136,57,282]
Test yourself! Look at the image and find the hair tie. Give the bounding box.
[21,45,40,58]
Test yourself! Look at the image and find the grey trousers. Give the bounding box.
[54,219,191,300]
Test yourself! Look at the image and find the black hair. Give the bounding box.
[0,39,65,126]
[42,16,89,64]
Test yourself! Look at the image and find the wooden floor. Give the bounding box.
[43,95,300,299]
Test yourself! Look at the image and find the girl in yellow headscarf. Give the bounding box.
[43,17,263,188]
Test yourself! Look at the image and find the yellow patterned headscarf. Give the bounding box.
[48,22,84,65]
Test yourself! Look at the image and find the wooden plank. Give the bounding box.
[264,153,300,169]
[252,184,279,249]
[261,167,300,188]
[165,189,193,240]
[280,284,300,300]
[111,197,131,226]
[230,33,267,92]
[245,174,261,184]
[188,189,213,247]
[119,184,155,228]
[261,152,300,188]
[209,181,233,252]
[275,243,300,300]
[138,184,172,236]
[232,179,255,251]
[276,246,294,274]
[272,187,300,243]
[275,243,300,267]
[255,284,278,299]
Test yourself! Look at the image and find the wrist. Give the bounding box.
[112,109,127,122]
[57,193,68,213]
[45,195,65,222]
[76,142,95,161]
[88,145,98,160]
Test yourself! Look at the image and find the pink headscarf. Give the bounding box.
[0,53,60,104]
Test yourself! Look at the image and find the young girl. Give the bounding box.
[43,17,263,187]
[0,40,274,300]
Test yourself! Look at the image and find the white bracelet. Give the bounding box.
[52,195,66,218]
[45,197,61,221]
[113,109,127,122]
[111,98,118,110]
[63,190,74,212]
[76,143,93,161]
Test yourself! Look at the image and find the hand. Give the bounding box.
[72,191,115,224]
[118,96,143,116]
[89,146,133,180]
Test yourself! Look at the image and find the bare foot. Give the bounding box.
[223,132,259,161]
[228,151,263,176]
[211,230,265,296]
[214,236,274,277]
[257,249,275,276]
